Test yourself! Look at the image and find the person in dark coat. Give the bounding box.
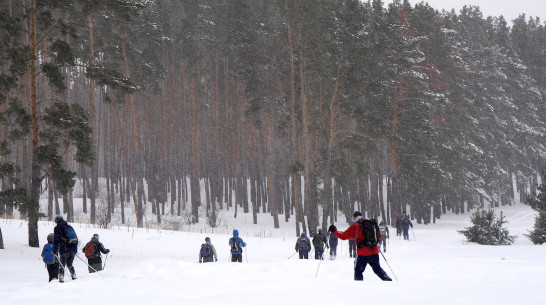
[328,230,338,260]
[401,214,413,240]
[312,229,328,260]
[199,237,218,263]
[394,213,402,237]
[330,211,392,281]
[378,221,390,252]
[41,233,59,282]
[229,229,247,262]
[295,232,310,259]
[348,238,356,258]
[82,234,110,273]
[53,215,78,282]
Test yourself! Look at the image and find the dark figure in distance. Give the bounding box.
[295,232,311,259]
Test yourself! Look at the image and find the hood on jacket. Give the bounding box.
[353,215,364,224]
[56,219,68,227]
[233,230,239,238]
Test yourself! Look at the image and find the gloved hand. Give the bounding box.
[199,261,202,263]
[215,258,218,262]
[327,245,329,249]
[105,249,110,254]
[295,248,299,252]
[328,225,337,233]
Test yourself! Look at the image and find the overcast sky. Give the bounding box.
[385,0,546,23]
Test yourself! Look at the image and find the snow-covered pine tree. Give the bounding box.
[458,209,516,245]
[525,167,546,244]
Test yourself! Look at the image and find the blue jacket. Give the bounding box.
[229,230,246,254]
[53,220,78,255]
[41,242,57,264]
[328,232,338,247]
[401,217,413,230]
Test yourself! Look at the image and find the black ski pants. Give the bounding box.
[59,252,76,280]
[354,254,391,281]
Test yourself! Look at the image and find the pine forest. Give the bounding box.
[1,0,546,247]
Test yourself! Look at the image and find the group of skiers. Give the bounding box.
[294,216,399,260]
[394,213,414,240]
[42,211,413,283]
[43,215,246,282]
[199,229,247,263]
[292,211,415,281]
[295,229,339,260]
[41,215,110,283]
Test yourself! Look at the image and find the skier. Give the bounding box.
[229,230,247,262]
[199,237,218,263]
[53,215,78,282]
[82,234,110,273]
[295,232,311,259]
[41,233,59,282]
[328,229,338,260]
[312,229,328,260]
[394,213,402,237]
[401,214,413,240]
[348,238,356,258]
[378,221,389,252]
[329,211,392,281]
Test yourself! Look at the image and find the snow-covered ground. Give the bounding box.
[1,203,545,305]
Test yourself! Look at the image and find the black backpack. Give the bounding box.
[357,219,380,248]
[299,237,309,250]
[231,238,241,252]
[200,243,213,258]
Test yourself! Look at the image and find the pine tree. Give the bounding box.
[458,209,516,245]
[1,0,145,246]
[525,167,546,244]
[527,211,546,245]
[0,4,32,221]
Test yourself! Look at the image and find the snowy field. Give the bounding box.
[1,203,545,305]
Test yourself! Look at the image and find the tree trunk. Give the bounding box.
[265,112,280,228]
[28,0,41,247]
[81,165,88,213]
[322,67,341,230]
[47,179,54,220]
[87,16,99,225]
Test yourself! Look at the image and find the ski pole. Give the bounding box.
[75,254,104,277]
[245,247,248,263]
[103,253,108,270]
[55,253,65,275]
[412,227,416,241]
[288,251,298,259]
[314,257,322,278]
[379,251,398,281]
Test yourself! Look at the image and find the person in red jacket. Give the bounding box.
[329,211,392,281]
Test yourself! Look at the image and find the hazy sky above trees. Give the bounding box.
[386,0,545,22]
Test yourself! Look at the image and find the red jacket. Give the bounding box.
[334,217,379,256]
